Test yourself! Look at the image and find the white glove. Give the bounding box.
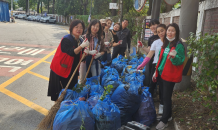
[94,52,102,59]
[84,47,89,55]
[169,49,177,58]
[89,50,97,55]
[80,38,89,48]
[104,42,110,47]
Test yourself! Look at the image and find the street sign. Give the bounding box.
[134,0,147,12]
[164,0,180,5]
[144,19,153,40]
[109,3,118,9]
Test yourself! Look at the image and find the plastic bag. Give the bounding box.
[101,72,119,87]
[100,67,119,82]
[71,83,91,100]
[89,85,104,96]
[125,73,145,87]
[92,97,121,130]
[53,100,95,130]
[133,87,156,126]
[58,89,74,101]
[86,76,100,85]
[87,94,102,109]
[111,81,142,125]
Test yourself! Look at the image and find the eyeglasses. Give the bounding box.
[75,26,83,30]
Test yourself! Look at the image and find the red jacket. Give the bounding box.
[50,35,82,78]
[155,43,184,83]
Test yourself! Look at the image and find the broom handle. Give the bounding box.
[65,53,86,90]
[82,44,99,84]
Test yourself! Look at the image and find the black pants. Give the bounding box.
[149,64,163,105]
[160,79,175,124]
[112,46,126,59]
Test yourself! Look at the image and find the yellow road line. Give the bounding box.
[43,61,51,64]
[0,50,55,89]
[0,88,48,115]
[28,71,49,81]
[59,26,70,34]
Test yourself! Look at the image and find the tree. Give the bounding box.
[52,0,55,13]
[80,0,88,15]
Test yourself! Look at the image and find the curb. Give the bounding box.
[174,118,182,130]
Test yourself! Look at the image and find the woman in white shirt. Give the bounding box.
[137,24,167,114]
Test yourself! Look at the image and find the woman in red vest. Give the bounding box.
[47,20,89,101]
[154,23,185,130]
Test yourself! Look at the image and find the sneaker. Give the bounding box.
[156,121,168,130]
[158,104,163,114]
[156,116,172,122]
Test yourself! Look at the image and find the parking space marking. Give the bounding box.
[28,71,49,81]
[0,88,48,115]
[59,26,70,34]
[43,61,51,64]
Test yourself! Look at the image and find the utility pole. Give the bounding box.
[119,0,123,24]
[151,0,162,20]
[174,0,200,91]
[11,0,13,18]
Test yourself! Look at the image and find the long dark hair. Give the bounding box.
[86,19,103,45]
[156,24,167,42]
[163,23,181,49]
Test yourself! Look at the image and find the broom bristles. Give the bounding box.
[36,90,67,130]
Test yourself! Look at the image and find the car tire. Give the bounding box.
[54,21,56,24]
[46,20,49,23]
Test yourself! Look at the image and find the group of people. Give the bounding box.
[47,17,185,130]
[47,18,131,101]
[137,20,185,129]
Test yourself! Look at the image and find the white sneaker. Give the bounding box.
[156,121,168,130]
[158,104,163,114]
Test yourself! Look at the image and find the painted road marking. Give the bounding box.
[43,61,51,64]
[0,49,56,115]
[28,71,49,81]
[0,88,48,115]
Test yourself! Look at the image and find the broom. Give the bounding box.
[36,51,87,130]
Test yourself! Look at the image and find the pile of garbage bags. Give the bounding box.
[53,47,156,130]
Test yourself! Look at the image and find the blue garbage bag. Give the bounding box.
[86,76,100,85]
[130,47,137,57]
[125,73,145,87]
[53,100,95,130]
[133,87,156,126]
[92,97,121,130]
[101,73,119,87]
[58,89,74,101]
[138,57,144,64]
[89,85,104,96]
[128,58,138,65]
[87,94,102,109]
[121,65,138,76]
[100,67,119,81]
[111,81,142,125]
[71,83,91,100]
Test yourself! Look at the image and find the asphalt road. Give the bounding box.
[0,19,69,130]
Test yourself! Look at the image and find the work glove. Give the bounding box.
[94,52,102,59]
[152,72,157,83]
[104,42,110,47]
[84,47,89,55]
[168,49,177,59]
[117,40,123,45]
[137,57,151,70]
[89,50,97,55]
[80,38,89,48]
[137,41,144,48]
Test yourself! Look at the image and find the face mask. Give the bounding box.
[166,36,175,42]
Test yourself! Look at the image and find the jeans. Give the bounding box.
[160,79,175,124]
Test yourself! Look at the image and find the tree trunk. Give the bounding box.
[41,1,42,14]
[47,0,50,14]
[147,0,153,16]
[52,0,55,14]
[84,4,87,15]
[26,0,28,13]
[111,0,117,16]
[37,1,40,13]
[165,3,173,12]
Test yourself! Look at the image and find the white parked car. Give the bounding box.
[32,16,37,21]
[40,16,56,23]
[27,15,34,21]
[36,15,41,22]
[18,14,27,19]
